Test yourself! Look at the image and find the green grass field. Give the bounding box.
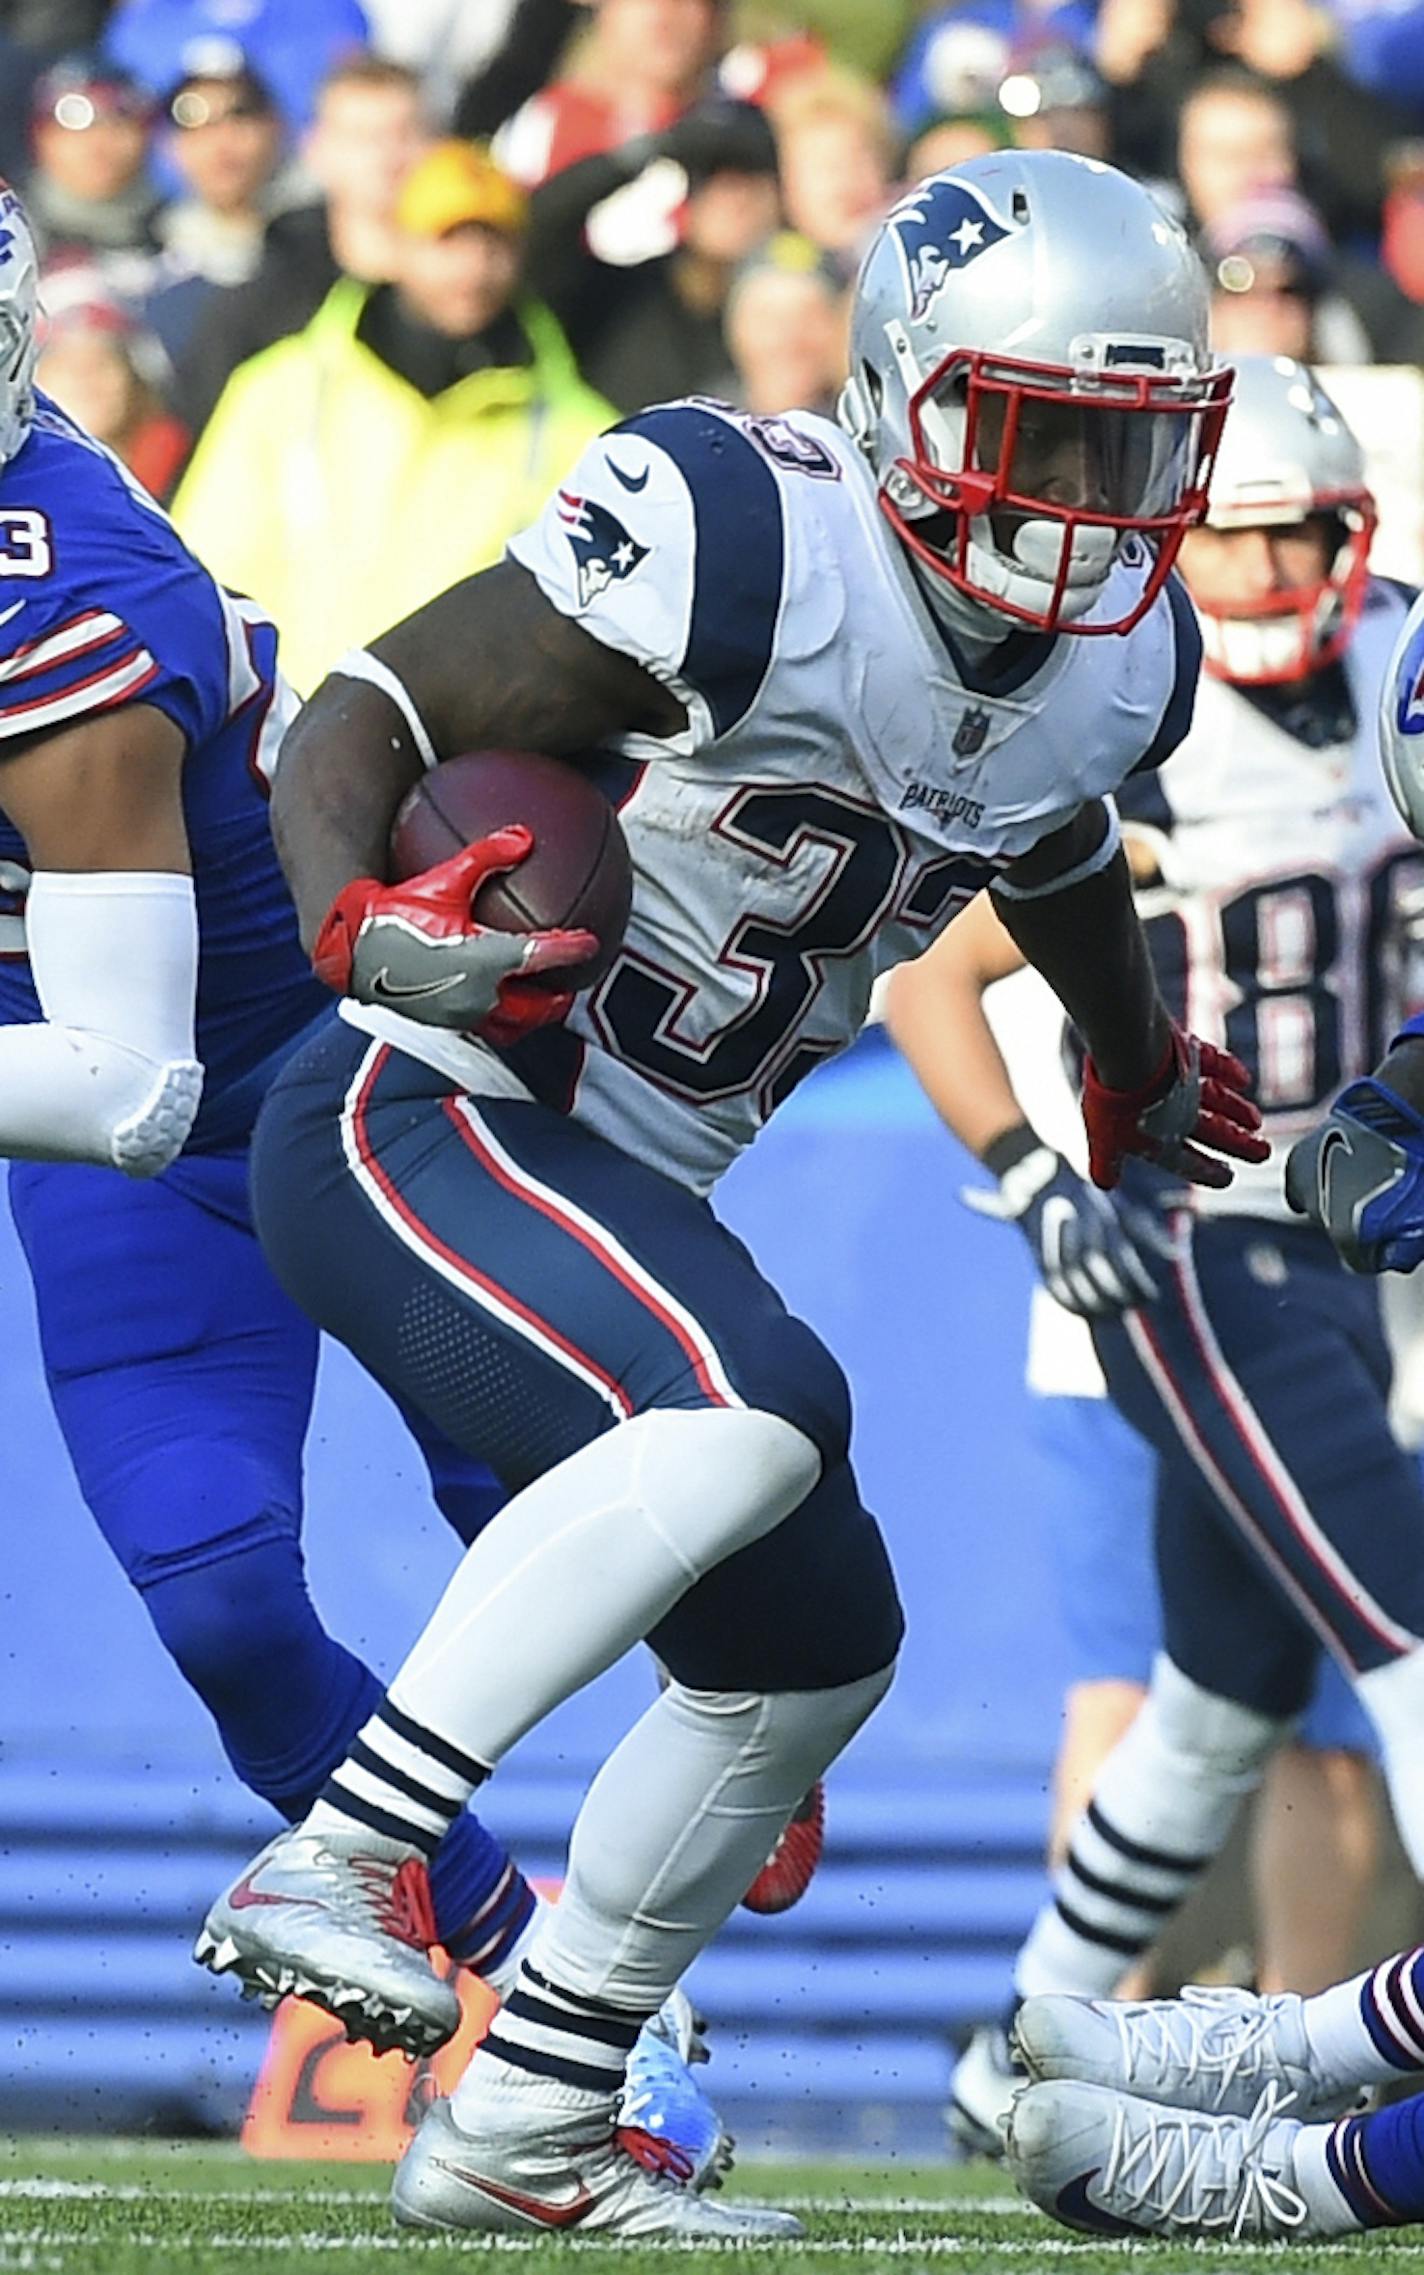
[6,2140,1424,2274]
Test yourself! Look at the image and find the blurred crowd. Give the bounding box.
[2,0,1422,686]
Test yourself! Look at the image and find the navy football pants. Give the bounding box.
[1093,1213,1424,1718]
[248,1020,904,1694]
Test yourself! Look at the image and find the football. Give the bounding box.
[388,749,634,992]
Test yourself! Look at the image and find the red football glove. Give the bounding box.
[312,827,598,1047]
[1083,1022,1270,1192]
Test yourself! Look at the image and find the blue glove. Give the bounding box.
[1285,1074,1424,1273]
[965,1126,1169,1317]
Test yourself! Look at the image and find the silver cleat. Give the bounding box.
[194,1824,460,2057]
[392,2093,803,2238]
[1013,1985,1355,2121]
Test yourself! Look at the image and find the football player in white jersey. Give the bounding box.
[191,154,1264,2241]
[891,355,1424,2240]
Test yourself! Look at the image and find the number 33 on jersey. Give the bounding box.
[497,401,1194,1194]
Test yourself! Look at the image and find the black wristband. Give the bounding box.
[983,1122,1043,1181]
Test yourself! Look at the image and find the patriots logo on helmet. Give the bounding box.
[557,490,648,610]
[886,178,1014,324]
[1397,621,1424,737]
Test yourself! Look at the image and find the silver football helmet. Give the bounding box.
[840,150,1229,636]
[0,183,37,473]
[1189,352,1375,686]
[1379,586,1424,841]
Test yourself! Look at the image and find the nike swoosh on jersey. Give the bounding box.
[228,1870,323,1912]
[0,600,26,630]
[435,2162,597,2229]
[607,459,650,494]
[369,967,469,1003]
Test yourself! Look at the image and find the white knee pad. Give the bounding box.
[623,1407,822,1577]
[1357,1646,1424,1877]
[1147,1654,1291,1781]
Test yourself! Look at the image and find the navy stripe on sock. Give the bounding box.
[504,1988,641,2051]
[320,1777,440,1858]
[481,2032,623,2096]
[378,1700,490,1789]
[522,1961,646,2026]
[346,1738,461,1824]
[1054,1895,1146,1959]
[1064,1847,1185,1914]
[1086,1798,1212,1875]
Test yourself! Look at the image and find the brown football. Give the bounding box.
[389,749,634,991]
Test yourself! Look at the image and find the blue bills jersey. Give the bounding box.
[0,395,329,1151]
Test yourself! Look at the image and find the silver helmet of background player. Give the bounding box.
[1192,352,1376,686]
[839,150,1229,637]
[1379,586,1424,841]
[0,183,37,473]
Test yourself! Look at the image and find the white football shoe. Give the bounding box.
[194,1824,459,2057]
[947,2024,1020,2156]
[391,2092,803,2239]
[1007,2077,1312,2242]
[1013,1985,1355,2121]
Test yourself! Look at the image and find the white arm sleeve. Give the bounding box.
[0,871,203,1177]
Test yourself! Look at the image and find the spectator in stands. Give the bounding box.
[155,48,285,289]
[102,0,370,136]
[1176,70,1297,232]
[172,53,430,440]
[496,0,726,187]
[37,293,189,501]
[724,232,846,419]
[1205,185,1424,361]
[772,71,899,270]
[525,93,780,412]
[23,53,163,296]
[172,140,612,695]
[996,42,1111,159]
[905,112,1009,180]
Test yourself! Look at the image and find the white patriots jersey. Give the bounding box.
[1119,578,1424,1222]
[368,401,1194,1194]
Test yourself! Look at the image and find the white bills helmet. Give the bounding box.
[1380,587,1424,841]
[0,183,38,473]
[840,150,1230,636]
[1191,353,1375,686]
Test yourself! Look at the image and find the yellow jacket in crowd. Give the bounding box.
[172,279,614,696]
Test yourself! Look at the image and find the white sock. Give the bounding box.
[481,1891,548,2001]
[451,1665,893,2127]
[1357,1649,1424,1877]
[1304,1951,1424,2092]
[1291,2121,1369,2236]
[1015,1657,1284,2000]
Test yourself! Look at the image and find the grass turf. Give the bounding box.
[4,2142,1424,2273]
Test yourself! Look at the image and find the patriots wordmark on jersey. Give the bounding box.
[345,400,1199,1196]
[0,394,329,1149]
[1119,579,1424,1221]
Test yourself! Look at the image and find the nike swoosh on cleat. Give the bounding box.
[437,2163,596,2229]
[1053,2171,1141,2237]
[227,1871,325,1912]
[606,459,649,493]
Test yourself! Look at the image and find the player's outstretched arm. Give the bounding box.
[991,800,1268,1192]
[0,706,204,1175]
[272,560,680,953]
[887,895,1164,1316]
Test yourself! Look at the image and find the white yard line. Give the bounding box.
[3,2228,1424,2261]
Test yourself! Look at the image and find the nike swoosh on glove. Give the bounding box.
[1083,1023,1269,1192]
[312,827,598,1046]
[964,1144,1170,1316]
[1285,1076,1424,1273]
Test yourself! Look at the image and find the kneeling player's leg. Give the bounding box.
[1014,1408,1310,2002]
[9,1156,532,1975]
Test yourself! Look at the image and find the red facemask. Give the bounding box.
[1193,496,1377,687]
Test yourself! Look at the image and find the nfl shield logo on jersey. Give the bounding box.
[885,178,1014,323]
[557,490,648,610]
[953,705,992,759]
